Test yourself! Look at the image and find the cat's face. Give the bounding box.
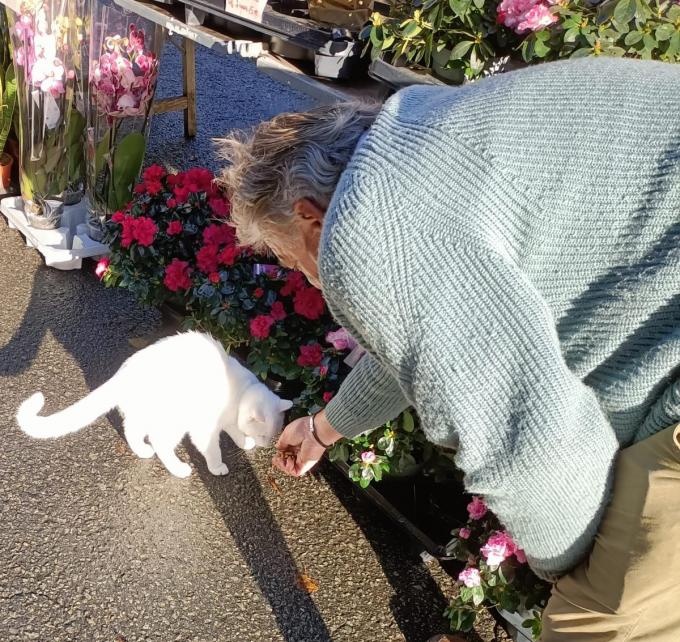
[237,386,293,448]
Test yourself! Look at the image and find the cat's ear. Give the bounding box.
[279,399,293,412]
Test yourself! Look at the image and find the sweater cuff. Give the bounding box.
[325,353,410,439]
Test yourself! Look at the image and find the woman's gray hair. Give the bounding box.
[216,101,381,252]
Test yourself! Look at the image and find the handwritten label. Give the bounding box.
[224,0,267,23]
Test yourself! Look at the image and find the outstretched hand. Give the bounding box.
[273,410,342,477]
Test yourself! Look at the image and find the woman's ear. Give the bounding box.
[292,198,325,225]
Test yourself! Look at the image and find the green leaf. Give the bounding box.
[613,0,636,24]
[401,21,422,38]
[603,45,626,56]
[110,132,146,211]
[402,410,415,432]
[449,40,474,60]
[666,31,680,59]
[449,0,471,18]
[534,37,551,57]
[471,585,485,606]
[655,23,674,41]
[570,46,593,58]
[370,26,383,49]
[95,127,112,178]
[382,35,395,49]
[643,33,657,51]
[624,30,643,45]
[0,64,16,153]
[564,26,580,43]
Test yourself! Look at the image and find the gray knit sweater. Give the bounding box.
[319,58,680,578]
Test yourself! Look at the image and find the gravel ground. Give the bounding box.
[0,43,507,642]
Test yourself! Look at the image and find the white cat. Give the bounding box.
[16,332,293,478]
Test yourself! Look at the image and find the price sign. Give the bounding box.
[224,0,267,23]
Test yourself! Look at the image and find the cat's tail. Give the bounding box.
[16,377,119,439]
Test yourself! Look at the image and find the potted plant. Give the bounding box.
[101,165,234,308]
[444,496,550,640]
[85,0,165,240]
[6,0,85,228]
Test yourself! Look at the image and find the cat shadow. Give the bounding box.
[184,438,334,642]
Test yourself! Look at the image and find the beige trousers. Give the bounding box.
[542,423,680,641]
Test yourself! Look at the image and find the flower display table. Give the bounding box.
[0,195,108,269]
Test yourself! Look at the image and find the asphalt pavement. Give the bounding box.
[0,44,503,642]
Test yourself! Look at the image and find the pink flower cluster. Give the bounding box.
[458,567,481,588]
[325,328,358,352]
[13,7,72,98]
[480,531,526,567]
[91,24,158,119]
[467,496,488,520]
[496,0,558,33]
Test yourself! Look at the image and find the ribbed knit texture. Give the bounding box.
[319,58,680,579]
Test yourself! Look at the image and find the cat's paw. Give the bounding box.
[208,463,229,476]
[170,463,192,478]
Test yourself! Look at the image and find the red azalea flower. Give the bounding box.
[323,392,334,403]
[166,173,179,187]
[203,223,235,246]
[185,167,214,192]
[253,287,264,298]
[145,179,163,196]
[111,211,125,223]
[293,287,325,320]
[209,196,230,217]
[143,164,165,182]
[250,315,275,340]
[218,245,238,266]
[280,271,307,297]
[297,343,323,367]
[173,185,190,204]
[209,272,221,284]
[197,244,220,273]
[133,183,146,194]
[270,301,286,321]
[167,220,183,236]
[164,259,192,292]
[120,216,136,248]
[134,216,158,247]
[166,198,177,209]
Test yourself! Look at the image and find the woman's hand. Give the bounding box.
[273,409,343,477]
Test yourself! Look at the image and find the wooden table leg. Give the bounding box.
[182,39,197,138]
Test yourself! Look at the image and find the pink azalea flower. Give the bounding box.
[458,527,471,540]
[458,567,482,588]
[467,496,488,520]
[496,0,558,33]
[95,257,110,279]
[480,531,517,567]
[515,548,527,564]
[361,451,376,465]
[325,328,358,352]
